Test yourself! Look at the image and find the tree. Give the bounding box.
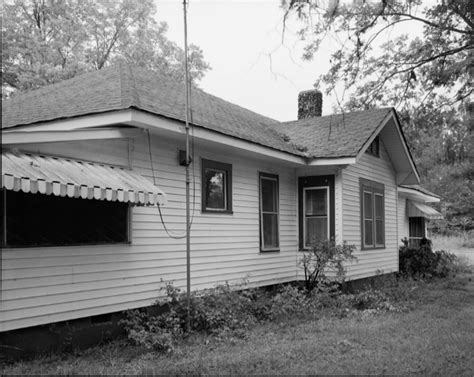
[282,0,473,233]
[281,0,472,111]
[2,0,210,96]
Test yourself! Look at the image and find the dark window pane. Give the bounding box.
[305,189,327,216]
[376,220,384,245]
[375,194,384,218]
[366,137,379,156]
[4,190,128,247]
[261,178,277,212]
[364,219,373,246]
[263,213,279,248]
[305,217,328,245]
[205,168,226,210]
[364,192,373,219]
[409,217,425,238]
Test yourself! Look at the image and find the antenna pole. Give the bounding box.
[183,0,191,333]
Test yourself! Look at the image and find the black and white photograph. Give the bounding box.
[1,0,473,374]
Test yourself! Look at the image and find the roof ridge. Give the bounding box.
[279,107,393,125]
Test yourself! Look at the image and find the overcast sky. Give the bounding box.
[155,0,428,121]
[156,0,335,121]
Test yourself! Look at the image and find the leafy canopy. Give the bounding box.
[2,0,210,96]
[281,0,471,111]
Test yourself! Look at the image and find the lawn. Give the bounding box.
[2,272,474,375]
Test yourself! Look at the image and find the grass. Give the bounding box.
[2,272,474,375]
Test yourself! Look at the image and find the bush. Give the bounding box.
[399,238,458,278]
[120,309,178,352]
[269,284,310,318]
[300,239,357,292]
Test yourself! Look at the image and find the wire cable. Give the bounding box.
[147,129,186,239]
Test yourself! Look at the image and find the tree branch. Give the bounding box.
[384,11,470,35]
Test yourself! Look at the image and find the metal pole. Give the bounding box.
[183,0,191,333]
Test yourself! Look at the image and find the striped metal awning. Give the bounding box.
[407,201,442,220]
[1,150,167,206]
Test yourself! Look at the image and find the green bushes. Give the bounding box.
[121,282,272,351]
[120,239,464,353]
[399,238,459,278]
[300,239,356,292]
[121,277,412,352]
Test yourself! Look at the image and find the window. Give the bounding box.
[365,136,380,157]
[409,217,426,247]
[1,190,129,248]
[360,178,385,249]
[201,159,232,213]
[298,175,335,249]
[259,173,279,251]
[303,187,329,248]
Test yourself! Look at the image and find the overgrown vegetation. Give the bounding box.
[118,238,469,353]
[399,237,466,278]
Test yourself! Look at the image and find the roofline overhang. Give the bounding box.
[3,109,360,167]
[398,186,441,203]
[307,157,356,166]
[355,109,420,184]
[2,126,143,144]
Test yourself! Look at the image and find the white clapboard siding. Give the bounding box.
[1,134,299,331]
[340,140,399,279]
[398,195,409,243]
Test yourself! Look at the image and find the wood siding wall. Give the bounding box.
[398,195,409,243]
[1,134,299,332]
[341,141,399,279]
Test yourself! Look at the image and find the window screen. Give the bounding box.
[304,187,329,248]
[1,190,129,247]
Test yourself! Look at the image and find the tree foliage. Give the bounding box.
[2,0,210,96]
[282,0,473,231]
[282,0,472,110]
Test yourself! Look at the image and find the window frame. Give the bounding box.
[360,178,385,250]
[298,175,335,250]
[201,158,233,214]
[302,186,330,249]
[409,217,426,247]
[259,172,280,252]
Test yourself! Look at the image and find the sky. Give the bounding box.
[155,0,335,121]
[155,0,429,122]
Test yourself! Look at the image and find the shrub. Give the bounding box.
[269,284,310,318]
[120,309,177,352]
[300,239,357,292]
[399,238,459,278]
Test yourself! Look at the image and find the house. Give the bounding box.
[1,64,441,336]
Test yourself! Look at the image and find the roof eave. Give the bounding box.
[398,186,441,203]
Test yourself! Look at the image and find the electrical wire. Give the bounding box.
[147,129,186,239]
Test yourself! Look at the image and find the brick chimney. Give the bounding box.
[298,89,322,119]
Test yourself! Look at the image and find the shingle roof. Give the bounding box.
[270,108,393,158]
[2,64,304,156]
[2,63,393,159]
